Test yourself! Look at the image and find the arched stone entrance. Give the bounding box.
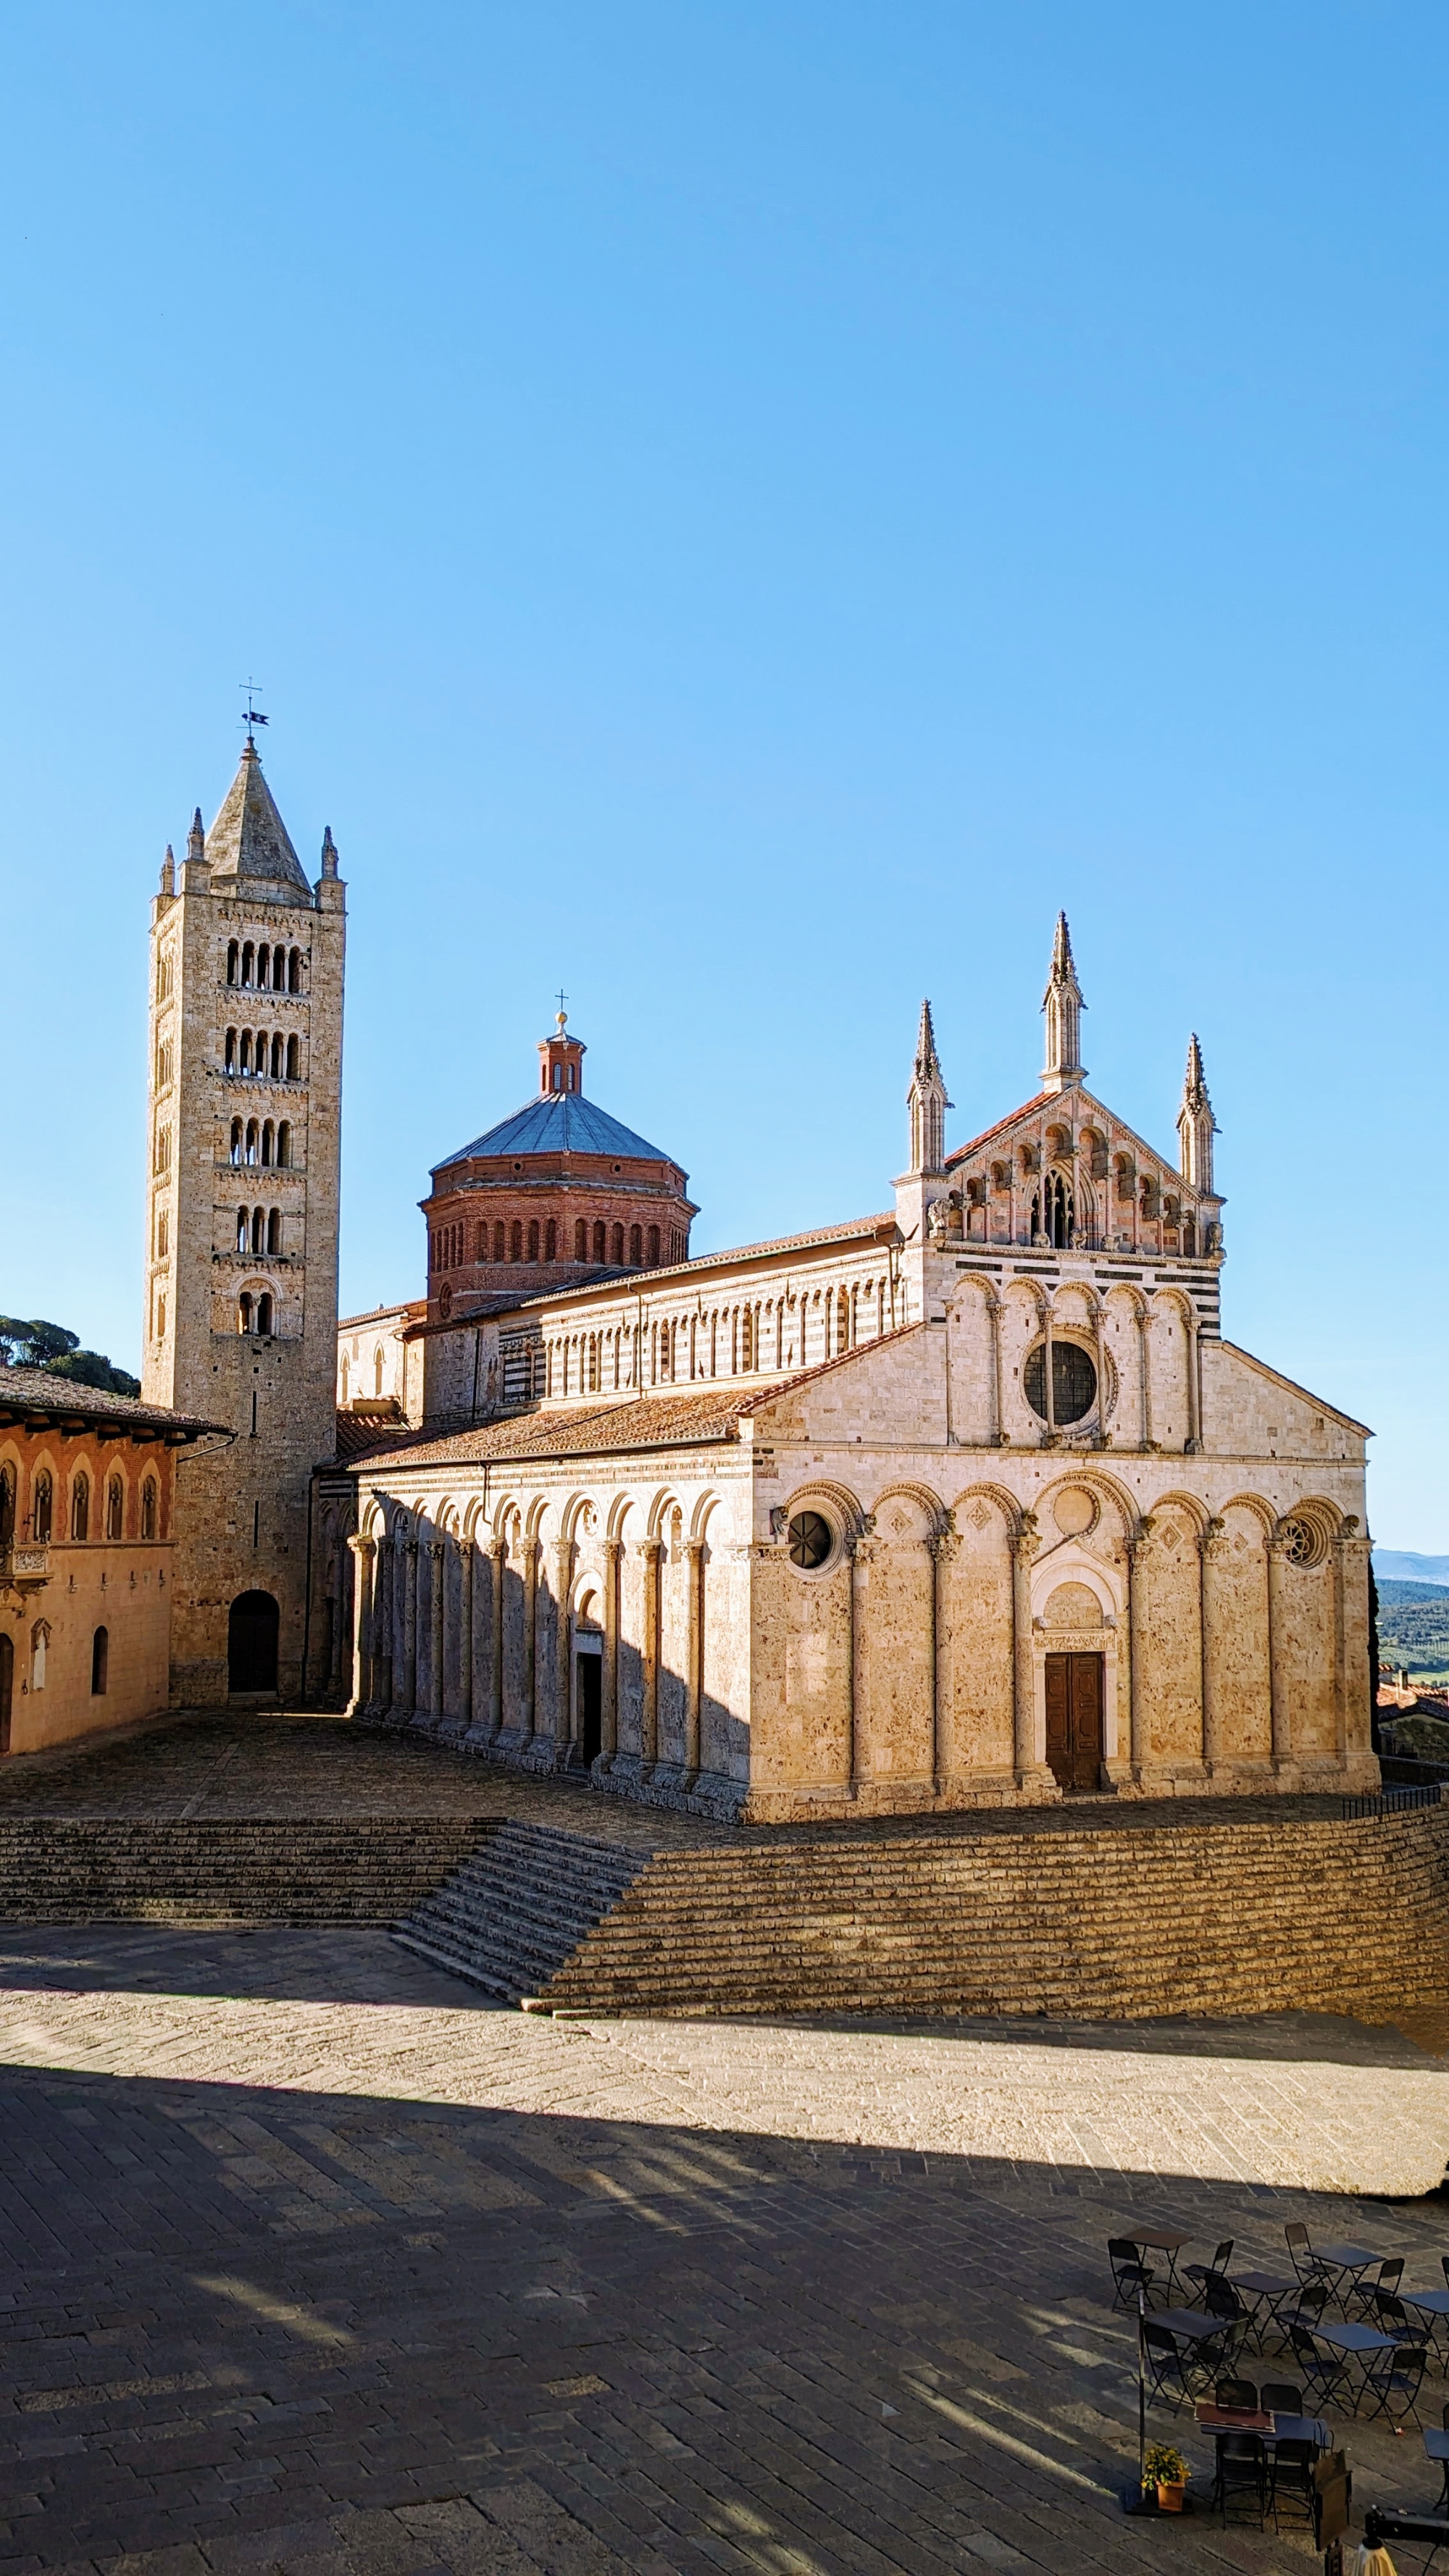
[228,1591,280,1696]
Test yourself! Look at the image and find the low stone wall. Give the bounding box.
[537,1802,1449,2023]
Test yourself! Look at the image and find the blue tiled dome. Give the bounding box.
[436,1092,675,1171]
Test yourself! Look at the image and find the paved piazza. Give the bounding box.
[3,1718,1449,2572]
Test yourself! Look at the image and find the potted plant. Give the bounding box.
[1143,2443,1190,2512]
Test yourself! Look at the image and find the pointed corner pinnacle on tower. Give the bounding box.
[320,825,338,881]
[1177,1031,1219,1193]
[1040,911,1087,1093]
[187,808,205,863]
[159,844,175,897]
[906,997,951,1176]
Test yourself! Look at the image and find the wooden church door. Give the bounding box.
[1045,1652,1103,1792]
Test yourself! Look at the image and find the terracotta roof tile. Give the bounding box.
[0,1368,225,1442]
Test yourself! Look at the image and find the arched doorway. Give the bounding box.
[0,1633,11,1755]
[228,1591,280,1694]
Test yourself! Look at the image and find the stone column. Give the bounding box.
[684,1536,706,1783]
[930,1530,957,1790]
[1127,1518,1154,1773]
[601,1536,622,1762]
[1198,1516,1228,1774]
[372,1534,393,1711]
[553,1537,575,1747]
[1185,1310,1202,1453]
[988,1295,1005,1445]
[458,1532,475,1726]
[1266,1534,1293,1767]
[1331,1523,1370,1768]
[1011,1521,1039,1784]
[1137,1305,1154,1449]
[1043,1306,1056,1440]
[346,1534,375,1715]
[638,1537,663,1768]
[521,1536,539,1736]
[1093,1300,1109,1447]
[401,1537,419,1715]
[427,1539,446,1718]
[486,1536,504,1737]
[848,1532,877,1794]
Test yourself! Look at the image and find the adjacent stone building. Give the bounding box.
[0,1368,223,1749]
[143,739,346,1704]
[322,919,1376,1818]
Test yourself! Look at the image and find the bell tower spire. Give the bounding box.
[1040,912,1086,1093]
[1177,1032,1218,1193]
[906,998,950,1176]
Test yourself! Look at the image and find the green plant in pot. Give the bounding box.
[1143,2443,1190,2512]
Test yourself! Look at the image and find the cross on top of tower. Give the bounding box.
[239,679,270,746]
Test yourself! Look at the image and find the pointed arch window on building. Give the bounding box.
[238,1292,254,1333]
[527,1219,540,1261]
[0,1465,14,1547]
[629,1224,642,1266]
[261,1120,274,1166]
[227,941,239,986]
[646,1224,660,1265]
[270,1033,283,1079]
[156,950,173,1000]
[510,1221,522,1262]
[31,1472,52,1544]
[545,1218,558,1260]
[288,948,301,992]
[225,1029,238,1072]
[286,1033,300,1080]
[241,942,255,987]
[256,1292,273,1335]
[245,1120,259,1166]
[70,1474,89,1542]
[611,1223,624,1264]
[230,1117,243,1163]
[106,1475,124,1540]
[141,1478,158,1540]
[276,1121,291,1168]
[571,1219,585,1260]
[267,1210,281,1255]
[238,1030,251,1074]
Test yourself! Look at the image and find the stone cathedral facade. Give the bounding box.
[143,742,345,1705]
[322,918,1377,1819]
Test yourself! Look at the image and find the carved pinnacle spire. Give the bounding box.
[159,844,175,896]
[186,806,205,864]
[1040,911,1086,1093]
[320,825,339,880]
[906,998,951,1176]
[1177,1032,1219,1192]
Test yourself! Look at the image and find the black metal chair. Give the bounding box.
[1186,2238,1235,2293]
[1108,2238,1154,2310]
[1371,2288,1416,2342]
[1203,2274,1246,2321]
[1260,2380,1303,2414]
[1284,2283,1328,2337]
[1440,2254,1449,2296]
[1360,2338,1427,2427]
[1290,2325,1345,2413]
[1212,2430,1267,2527]
[1269,2434,1318,2533]
[1285,2222,1330,2288]
[1216,2375,1258,2411]
[1353,2256,1403,2318]
[1142,2320,1195,2412]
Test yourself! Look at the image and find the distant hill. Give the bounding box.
[1373,1550,1449,1588]
[1376,1582,1449,1680]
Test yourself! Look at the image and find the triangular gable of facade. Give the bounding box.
[947,1084,1213,1205]
[1212,1340,1372,1440]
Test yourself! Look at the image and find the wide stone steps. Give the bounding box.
[391,1820,647,2001]
[531,1806,1449,2021]
[0,1816,494,1923]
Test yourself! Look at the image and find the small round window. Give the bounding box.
[1024,1339,1097,1426]
[1279,1515,1327,1569]
[788,1510,833,1570]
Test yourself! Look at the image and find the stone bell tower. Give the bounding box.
[143,737,346,1705]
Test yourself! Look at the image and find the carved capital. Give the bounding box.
[347,1534,376,1564]
[638,1537,664,1564]
[425,1539,445,1561]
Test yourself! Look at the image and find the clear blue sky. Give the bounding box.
[4,3,1445,1544]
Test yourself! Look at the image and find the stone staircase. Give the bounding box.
[506,1803,1449,2024]
[0,1816,495,1923]
[391,1820,650,2002]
